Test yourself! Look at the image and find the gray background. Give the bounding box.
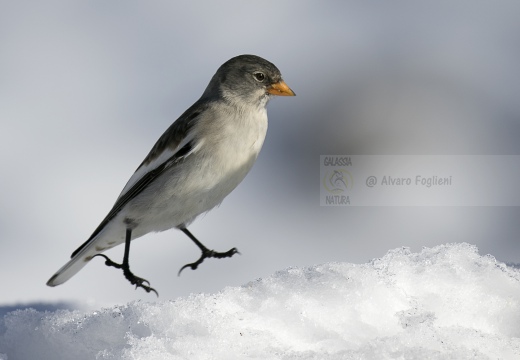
[1,0,519,308]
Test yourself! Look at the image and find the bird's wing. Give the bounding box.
[70,102,207,258]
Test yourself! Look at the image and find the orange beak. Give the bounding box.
[267,80,296,96]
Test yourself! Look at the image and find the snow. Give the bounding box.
[1,243,519,360]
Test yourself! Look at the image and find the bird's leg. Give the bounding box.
[93,228,158,296]
[178,228,239,276]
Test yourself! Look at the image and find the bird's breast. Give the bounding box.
[197,105,268,179]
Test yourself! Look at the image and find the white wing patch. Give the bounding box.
[116,133,195,202]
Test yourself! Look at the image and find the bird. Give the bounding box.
[46,55,295,296]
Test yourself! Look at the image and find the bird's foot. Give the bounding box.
[93,254,158,296]
[178,247,239,276]
[122,267,158,297]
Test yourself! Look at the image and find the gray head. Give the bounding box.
[202,54,295,104]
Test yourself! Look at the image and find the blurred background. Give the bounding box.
[1,0,519,309]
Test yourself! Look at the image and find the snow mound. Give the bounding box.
[1,243,520,359]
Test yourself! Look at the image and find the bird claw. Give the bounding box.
[93,253,158,297]
[127,273,158,297]
[93,254,123,269]
[178,247,239,276]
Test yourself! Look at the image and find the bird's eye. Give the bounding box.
[253,72,266,82]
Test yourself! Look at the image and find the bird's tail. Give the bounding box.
[46,238,102,287]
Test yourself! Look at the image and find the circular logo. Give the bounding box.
[323,169,353,193]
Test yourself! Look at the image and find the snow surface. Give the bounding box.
[1,243,519,360]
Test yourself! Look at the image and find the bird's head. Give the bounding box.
[203,54,295,105]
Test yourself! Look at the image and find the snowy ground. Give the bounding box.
[1,243,519,360]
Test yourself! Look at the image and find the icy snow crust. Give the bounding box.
[1,243,520,360]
